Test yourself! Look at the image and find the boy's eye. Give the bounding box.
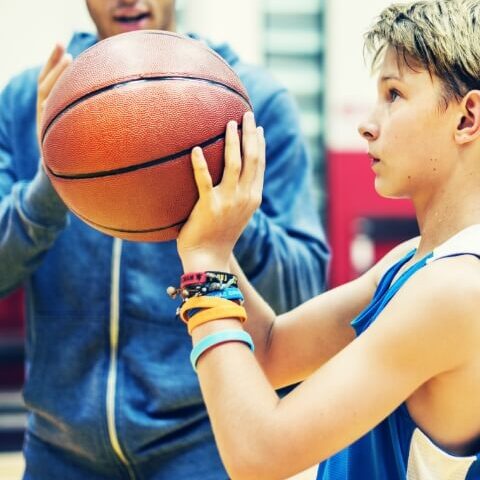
[388,88,400,102]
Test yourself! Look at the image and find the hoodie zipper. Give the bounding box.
[106,238,136,479]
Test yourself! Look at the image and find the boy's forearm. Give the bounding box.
[229,255,277,372]
[189,314,282,480]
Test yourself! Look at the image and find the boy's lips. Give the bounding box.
[368,153,381,166]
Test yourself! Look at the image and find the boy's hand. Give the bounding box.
[177,111,265,272]
[36,44,72,150]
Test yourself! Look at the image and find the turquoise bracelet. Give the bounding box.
[190,330,254,372]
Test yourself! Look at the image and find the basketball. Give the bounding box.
[40,30,252,242]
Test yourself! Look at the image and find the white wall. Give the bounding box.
[0,0,263,91]
[0,0,94,89]
[326,0,393,151]
[182,0,263,65]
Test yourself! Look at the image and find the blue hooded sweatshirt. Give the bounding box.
[0,32,329,479]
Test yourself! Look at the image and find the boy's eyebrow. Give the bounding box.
[380,74,403,82]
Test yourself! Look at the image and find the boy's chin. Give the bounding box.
[374,180,409,200]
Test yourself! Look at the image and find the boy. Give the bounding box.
[172,0,480,478]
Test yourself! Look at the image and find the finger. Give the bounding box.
[220,120,241,192]
[38,53,72,105]
[251,126,266,199]
[38,44,65,83]
[239,111,259,189]
[241,111,257,165]
[191,147,213,199]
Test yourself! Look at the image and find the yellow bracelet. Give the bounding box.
[179,296,239,324]
[187,304,247,335]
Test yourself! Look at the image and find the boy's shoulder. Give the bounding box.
[417,224,480,309]
[373,225,480,338]
[386,252,480,380]
[416,252,480,304]
[428,224,480,263]
[374,224,480,287]
[389,234,480,349]
[371,236,420,284]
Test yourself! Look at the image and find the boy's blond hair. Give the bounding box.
[364,0,480,103]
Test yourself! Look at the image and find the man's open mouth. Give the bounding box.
[114,12,151,23]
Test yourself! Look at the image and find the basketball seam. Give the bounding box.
[69,30,246,102]
[73,207,186,234]
[45,130,232,180]
[142,32,247,99]
[42,76,252,141]
[144,31,237,75]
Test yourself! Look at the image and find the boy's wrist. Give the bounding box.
[190,319,243,344]
[180,250,231,274]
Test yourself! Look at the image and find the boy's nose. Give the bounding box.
[358,121,379,141]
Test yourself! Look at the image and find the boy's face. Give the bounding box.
[359,47,458,199]
[86,0,176,39]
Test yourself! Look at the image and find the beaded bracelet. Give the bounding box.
[190,330,254,372]
[167,271,239,300]
[181,271,238,288]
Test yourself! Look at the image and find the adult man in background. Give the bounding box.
[0,0,329,478]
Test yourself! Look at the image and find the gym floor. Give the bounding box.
[0,452,318,480]
[1,452,24,480]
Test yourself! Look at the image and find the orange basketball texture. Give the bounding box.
[40,30,252,241]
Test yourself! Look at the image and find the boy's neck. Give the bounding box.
[413,177,480,257]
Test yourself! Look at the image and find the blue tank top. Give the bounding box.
[317,226,480,480]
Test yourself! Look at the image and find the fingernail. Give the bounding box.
[53,43,64,56]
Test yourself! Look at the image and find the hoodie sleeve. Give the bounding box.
[234,88,330,313]
[0,74,69,297]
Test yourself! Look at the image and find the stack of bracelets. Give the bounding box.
[167,271,254,371]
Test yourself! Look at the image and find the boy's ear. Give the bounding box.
[455,90,480,145]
